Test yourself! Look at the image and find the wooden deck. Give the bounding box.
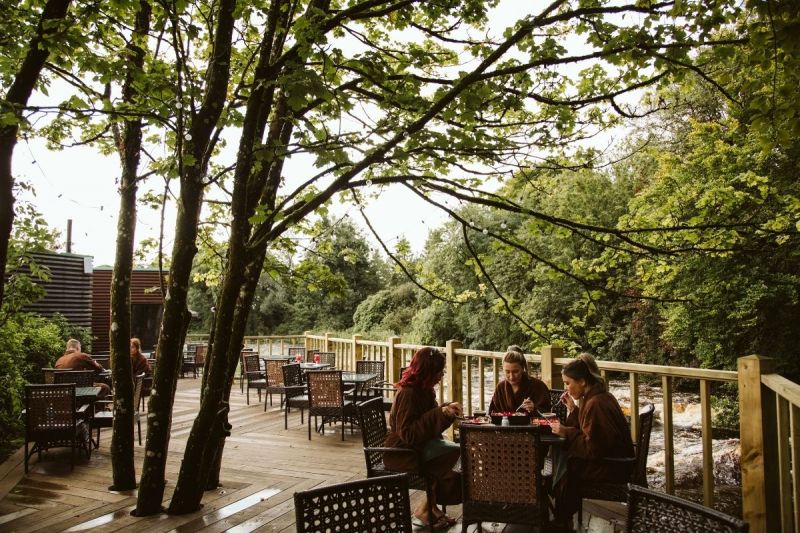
[0,380,615,532]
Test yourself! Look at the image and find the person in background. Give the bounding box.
[550,353,635,527]
[130,337,152,376]
[55,338,111,397]
[383,347,462,529]
[488,345,551,414]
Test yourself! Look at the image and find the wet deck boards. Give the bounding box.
[0,379,616,532]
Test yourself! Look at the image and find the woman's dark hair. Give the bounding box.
[562,353,606,391]
[397,347,446,390]
[503,345,528,375]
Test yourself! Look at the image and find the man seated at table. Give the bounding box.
[55,339,112,397]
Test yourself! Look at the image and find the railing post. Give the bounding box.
[325,331,331,351]
[446,339,463,440]
[387,336,401,386]
[739,355,777,533]
[352,334,363,372]
[540,345,564,390]
[303,331,312,354]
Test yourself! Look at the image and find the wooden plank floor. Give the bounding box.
[1,380,614,532]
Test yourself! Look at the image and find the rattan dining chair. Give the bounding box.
[243,354,266,405]
[288,346,305,361]
[92,373,144,448]
[578,402,656,527]
[459,424,547,532]
[294,474,412,533]
[627,484,748,532]
[353,360,386,403]
[52,369,96,387]
[282,363,308,428]
[357,397,440,531]
[306,370,356,441]
[314,351,336,367]
[24,384,92,473]
[263,358,289,411]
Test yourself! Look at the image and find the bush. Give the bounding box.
[0,312,92,460]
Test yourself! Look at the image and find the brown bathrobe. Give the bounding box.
[384,386,462,505]
[131,352,152,376]
[55,351,112,397]
[554,383,635,520]
[488,375,551,414]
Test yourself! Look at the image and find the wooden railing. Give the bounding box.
[738,355,800,533]
[183,331,800,531]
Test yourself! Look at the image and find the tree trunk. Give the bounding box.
[0,0,72,308]
[134,0,238,515]
[108,0,151,491]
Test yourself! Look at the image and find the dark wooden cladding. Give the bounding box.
[92,268,167,353]
[18,252,92,328]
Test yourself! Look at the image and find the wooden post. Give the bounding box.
[352,334,363,372]
[303,331,312,354]
[629,372,639,443]
[387,336,401,386]
[738,355,777,533]
[540,345,564,390]
[699,379,714,507]
[325,332,331,351]
[662,375,674,494]
[446,340,463,440]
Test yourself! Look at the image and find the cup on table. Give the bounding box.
[295,354,302,363]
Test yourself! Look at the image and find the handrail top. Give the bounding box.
[761,373,800,407]
[455,348,543,362]
[553,357,738,382]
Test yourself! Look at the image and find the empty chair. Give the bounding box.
[579,403,656,525]
[243,354,266,405]
[627,484,748,532]
[288,346,305,362]
[282,363,308,428]
[314,351,336,367]
[306,370,356,441]
[459,424,547,531]
[294,473,412,533]
[24,384,92,473]
[92,374,145,448]
[263,358,289,410]
[351,360,387,404]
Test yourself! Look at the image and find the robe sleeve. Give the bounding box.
[392,388,453,446]
[568,398,623,460]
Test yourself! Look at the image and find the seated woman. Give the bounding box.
[488,345,551,414]
[383,347,462,529]
[550,353,635,525]
[130,337,153,376]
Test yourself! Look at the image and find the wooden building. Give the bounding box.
[19,252,93,329]
[91,267,167,353]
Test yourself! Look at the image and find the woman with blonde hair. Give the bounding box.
[550,352,634,524]
[488,345,551,414]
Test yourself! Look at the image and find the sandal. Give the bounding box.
[411,515,451,530]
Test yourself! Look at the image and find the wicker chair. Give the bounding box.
[52,370,96,387]
[263,358,289,411]
[243,354,266,405]
[282,362,308,428]
[92,374,144,448]
[24,384,92,473]
[578,402,656,526]
[459,424,547,532]
[306,370,356,441]
[294,473,412,533]
[288,346,305,362]
[357,397,441,531]
[548,388,568,423]
[627,484,748,532]
[314,351,336,367]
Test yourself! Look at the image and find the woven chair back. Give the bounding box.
[356,360,385,380]
[194,344,207,364]
[288,346,305,359]
[282,363,303,386]
[53,370,95,387]
[133,374,144,414]
[315,352,336,367]
[460,424,546,528]
[265,359,285,386]
[627,484,748,532]
[25,384,76,434]
[294,474,412,533]
[307,370,344,410]
[243,354,261,374]
[549,388,568,423]
[634,403,655,486]
[357,397,388,474]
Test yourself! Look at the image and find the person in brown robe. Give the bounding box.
[130,337,152,376]
[55,339,112,397]
[550,353,635,525]
[488,345,551,414]
[384,347,463,528]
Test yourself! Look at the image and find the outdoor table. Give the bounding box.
[299,362,332,371]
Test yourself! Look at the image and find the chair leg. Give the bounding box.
[246,387,250,405]
[285,404,289,429]
[24,442,28,474]
[137,419,142,445]
[308,413,312,440]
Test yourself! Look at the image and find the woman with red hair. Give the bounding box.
[383,347,462,528]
